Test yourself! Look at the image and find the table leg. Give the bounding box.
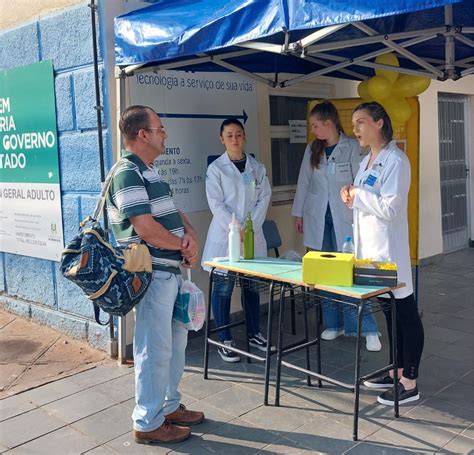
[264,281,275,406]
[203,268,215,380]
[352,301,363,441]
[315,291,322,388]
[275,283,287,406]
[391,292,399,418]
[303,290,311,386]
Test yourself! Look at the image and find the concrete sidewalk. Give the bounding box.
[1,249,473,454]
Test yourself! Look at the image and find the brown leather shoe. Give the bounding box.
[165,404,205,426]
[134,421,191,444]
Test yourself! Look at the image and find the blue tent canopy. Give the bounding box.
[115,0,474,84]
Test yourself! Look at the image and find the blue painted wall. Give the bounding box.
[0,4,112,351]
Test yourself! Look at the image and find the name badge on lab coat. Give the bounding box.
[327,161,336,175]
[364,170,380,187]
[336,162,350,181]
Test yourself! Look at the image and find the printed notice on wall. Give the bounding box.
[128,70,258,213]
[0,61,63,261]
[289,120,307,143]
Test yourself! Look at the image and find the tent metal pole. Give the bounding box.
[212,59,276,86]
[128,50,257,74]
[304,55,368,80]
[310,50,438,77]
[454,34,474,49]
[89,0,117,357]
[445,5,456,79]
[116,69,128,364]
[306,27,444,55]
[294,23,348,50]
[353,22,444,78]
[283,37,438,87]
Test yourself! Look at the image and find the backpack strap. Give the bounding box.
[93,302,111,326]
[89,159,125,223]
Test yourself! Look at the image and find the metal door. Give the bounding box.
[438,95,470,252]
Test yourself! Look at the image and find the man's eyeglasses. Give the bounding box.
[143,126,166,134]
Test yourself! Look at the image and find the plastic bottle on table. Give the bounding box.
[228,213,241,262]
[243,212,254,260]
[342,235,355,254]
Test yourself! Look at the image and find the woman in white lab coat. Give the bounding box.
[341,101,424,406]
[201,118,272,363]
[292,101,381,351]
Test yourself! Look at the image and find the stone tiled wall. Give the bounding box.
[0,4,112,351]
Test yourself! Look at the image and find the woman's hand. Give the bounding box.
[295,217,304,234]
[340,185,351,204]
[342,185,357,209]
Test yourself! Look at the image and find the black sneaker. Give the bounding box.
[217,340,240,363]
[363,375,394,389]
[248,333,276,352]
[377,384,420,406]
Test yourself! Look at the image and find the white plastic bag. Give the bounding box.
[173,269,206,331]
[280,250,303,262]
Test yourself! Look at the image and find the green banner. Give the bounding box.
[0,60,59,184]
[0,61,63,261]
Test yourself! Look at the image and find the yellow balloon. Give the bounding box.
[375,53,400,84]
[383,96,412,125]
[367,76,392,102]
[357,79,371,100]
[392,74,431,97]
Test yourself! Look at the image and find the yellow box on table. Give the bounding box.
[302,251,355,286]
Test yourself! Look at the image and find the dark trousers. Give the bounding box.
[211,272,260,342]
[380,293,424,380]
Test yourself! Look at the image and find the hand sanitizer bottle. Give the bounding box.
[228,213,240,262]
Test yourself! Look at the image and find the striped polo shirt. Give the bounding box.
[106,152,184,274]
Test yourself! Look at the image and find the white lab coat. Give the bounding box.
[352,140,413,299]
[201,152,272,269]
[291,134,363,250]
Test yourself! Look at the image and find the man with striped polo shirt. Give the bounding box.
[107,105,204,445]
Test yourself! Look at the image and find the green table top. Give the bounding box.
[204,258,404,300]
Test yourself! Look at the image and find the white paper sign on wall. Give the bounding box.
[128,70,259,213]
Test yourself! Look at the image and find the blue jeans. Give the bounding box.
[211,272,260,342]
[132,270,188,432]
[321,206,379,336]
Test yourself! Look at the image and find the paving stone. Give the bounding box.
[440,434,474,454]
[372,415,458,452]
[257,436,329,454]
[10,425,99,454]
[433,316,474,335]
[240,392,324,434]
[0,394,36,421]
[345,437,417,454]
[17,376,87,406]
[404,398,474,435]
[434,382,474,411]
[90,373,135,404]
[178,369,234,400]
[103,430,188,454]
[71,404,131,444]
[459,370,474,386]
[281,413,357,454]
[69,365,132,388]
[83,445,117,454]
[423,326,467,344]
[43,389,117,424]
[0,408,65,449]
[460,422,474,440]
[178,417,280,454]
[200,384,265,417]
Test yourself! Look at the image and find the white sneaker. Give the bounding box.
[321,329,344,341]
[366,335,382,352]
